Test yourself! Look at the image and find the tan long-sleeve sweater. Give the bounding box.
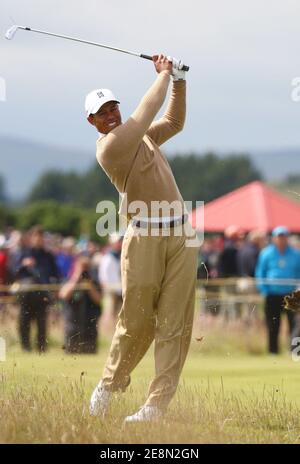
[96,71,186,219]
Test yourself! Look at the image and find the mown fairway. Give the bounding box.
[1,338,300,444]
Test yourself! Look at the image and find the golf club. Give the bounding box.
[5,24,190,71]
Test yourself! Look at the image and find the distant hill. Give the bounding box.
[0,135,94,200]
[1,135,300,201]
[250,148,300,181]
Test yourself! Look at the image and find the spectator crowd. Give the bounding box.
[0,223,300,355]
[0,226,122,354]
[198,225,300,354]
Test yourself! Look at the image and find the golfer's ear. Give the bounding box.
[87,115,95,126]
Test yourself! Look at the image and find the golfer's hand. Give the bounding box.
[153,54,172,74]
[167,56,186,81]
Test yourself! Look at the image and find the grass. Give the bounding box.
[1,337,300,444]
[1,304,300,444]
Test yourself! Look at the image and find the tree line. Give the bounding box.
[27,152,262,206]
[0,152,262,238]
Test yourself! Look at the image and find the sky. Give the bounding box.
[1,0,300,156]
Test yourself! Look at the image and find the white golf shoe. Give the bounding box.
[89,381,111,416]
[124,405,163,423]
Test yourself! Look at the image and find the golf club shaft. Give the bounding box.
[17,26,190,71]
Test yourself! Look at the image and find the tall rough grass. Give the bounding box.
[1,303,299,443]
[1,372,300,444]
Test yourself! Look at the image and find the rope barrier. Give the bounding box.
[197,277,300,286]
[0,277,299,293]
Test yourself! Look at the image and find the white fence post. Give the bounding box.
[0,337,6,362]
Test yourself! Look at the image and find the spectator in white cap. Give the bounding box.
[98,232,123,331]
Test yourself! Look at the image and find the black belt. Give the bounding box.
[132,214,188,229]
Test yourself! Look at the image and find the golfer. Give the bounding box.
[86,54,198,422]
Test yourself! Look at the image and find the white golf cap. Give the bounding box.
[108,232,123,245]
[85,88,120,117]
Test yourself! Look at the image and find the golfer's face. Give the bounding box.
[91,101,122,134]
[273,234,288,249]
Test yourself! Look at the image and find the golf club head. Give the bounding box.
[5,25,19,40]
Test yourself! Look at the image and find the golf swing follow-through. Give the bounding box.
[5,23,198,422]
[86,54,199,422]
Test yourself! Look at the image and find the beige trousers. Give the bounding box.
[102,221,198,409]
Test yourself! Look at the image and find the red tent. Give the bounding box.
[190,181,300,233]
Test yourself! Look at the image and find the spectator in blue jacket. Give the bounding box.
[255,226,300,354]
[55,237,76,280]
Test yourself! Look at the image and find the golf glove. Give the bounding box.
[168,56,185,81]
